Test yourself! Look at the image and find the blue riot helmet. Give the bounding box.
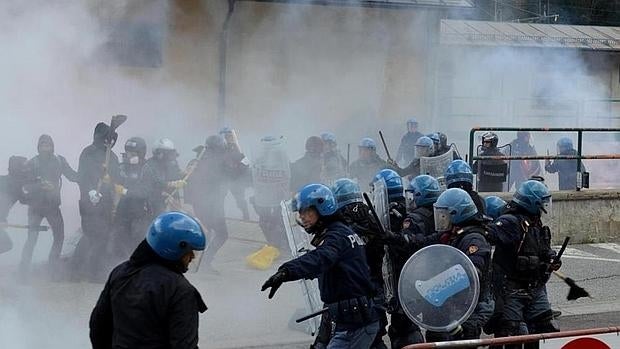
[219,126,233,135]
[445,159,474,188]
[513,180,552,215]
[358,137,377,150]
[557,137,573,154]
[484,195,507,219]
[293,183,337,216]
[407,175,442,207]
[146,211,206,261]
[320,132,337,144]
[434,188,478,231]
[415,136,434,158]
[373,168,404,201]
[332,178,363,209]
[407,118,418,127]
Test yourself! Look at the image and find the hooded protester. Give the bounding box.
[0,156,28,254]
[73,122,121,282]
[20,134,78,277]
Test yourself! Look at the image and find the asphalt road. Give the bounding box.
[0,219,618,349]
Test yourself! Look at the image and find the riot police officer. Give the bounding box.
[487,180,561,347]
[372,169,424,349]
[472,132,508,192]
[396,118,424,166]
[545,137,584,191]
[431,188,494,341]
[445,160,486,215]
[90,211,207,348]
[392,136,434,178]
[484,195,507,220]
[261,184,380,349]
[320,132,347,184]
[332,178,388,349]
[349,138,389,192]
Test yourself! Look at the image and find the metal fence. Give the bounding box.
[403,326,620,349]
[468,127,620,191]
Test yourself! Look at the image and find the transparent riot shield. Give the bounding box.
[398,244,480,332]
[281,199,322,335]
[419,149,455,190]
[371,178,397,311]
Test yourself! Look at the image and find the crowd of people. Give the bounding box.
[0,117,586,348]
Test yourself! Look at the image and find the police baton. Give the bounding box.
[295,307,328,323]
[378,131,394,163]
[362,192,388,236]
[553,236,570,265]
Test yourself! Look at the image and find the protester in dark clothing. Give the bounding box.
[545,137,584,190]
[396,118,424,166]
[73,122,121,282]
[187,135,228,273]
[290,136,324,192]
[90,211,207,349]
[220,127,251,220]
[0,156,28,254]
[113,137,148,259]
[20,134,78,275]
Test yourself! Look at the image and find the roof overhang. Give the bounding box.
[441,19,620,51]
[239,0,474,9]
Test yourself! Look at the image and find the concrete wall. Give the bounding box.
[489,190,620,244]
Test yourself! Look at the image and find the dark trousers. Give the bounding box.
[196,201,228,267]
[20,205,65,273]
[388,312,424,349]
[72,199,113,282]
[252,203,287,250]
[229,183,249,219]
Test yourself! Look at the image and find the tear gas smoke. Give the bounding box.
[0,1,618,348]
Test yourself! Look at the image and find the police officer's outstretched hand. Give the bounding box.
[261,269,290,299]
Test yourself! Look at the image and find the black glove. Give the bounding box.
[550,259,562,271]
[261,269,289,299]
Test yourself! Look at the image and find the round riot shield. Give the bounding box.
[398,244,480,332]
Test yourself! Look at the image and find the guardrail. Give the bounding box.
[403,326,620,349]
[468,127,620,190]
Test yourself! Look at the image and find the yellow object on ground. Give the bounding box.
[246,245,281,270]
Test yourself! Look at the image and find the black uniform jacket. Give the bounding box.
[90,241,207,349]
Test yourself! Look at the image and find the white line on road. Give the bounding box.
[562,255,620,263]
[590,243,620,255]
[561,247,598,258]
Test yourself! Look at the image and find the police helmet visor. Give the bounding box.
[187,249,204,273]
[433,206,453,232]
[415,145,433,158]
[541,196,552,215]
